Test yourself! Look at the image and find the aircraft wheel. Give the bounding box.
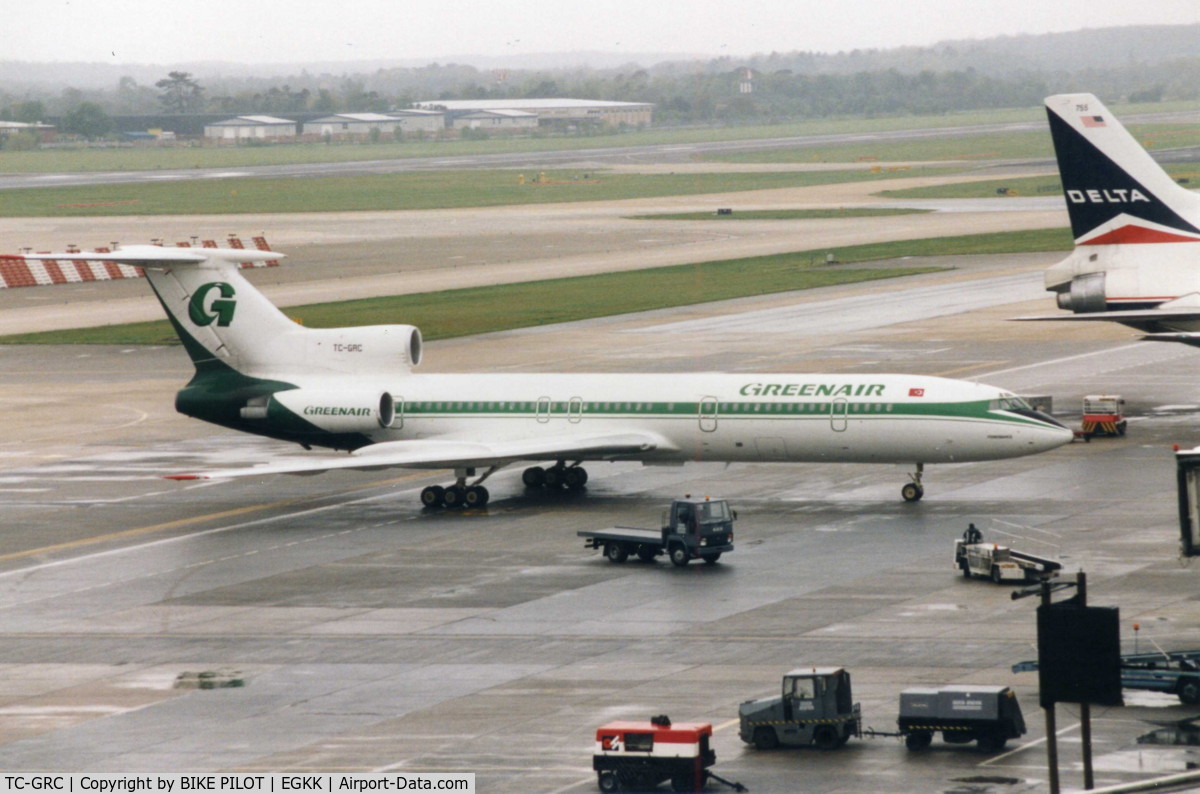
[464,485,489,508]
[901,482,924,502]
[564,466,588,489]
[521,466,545,488]
[420,485,445,508]
[443,485,466,508]
[543,467,566,488]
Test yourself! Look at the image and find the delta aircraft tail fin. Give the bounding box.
[1045,92,1200,246]
[1013,95,1200,338]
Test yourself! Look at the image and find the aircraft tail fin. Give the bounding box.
[23,245,422,378]
[1044,93,1200,244]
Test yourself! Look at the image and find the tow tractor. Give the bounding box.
[1015,648,1200,705]
[578,496,735,567]
[738,667,861,750]
[592,715,745,792]
[1081,394,1126,438]
[739,668,1026,754]
[954,524,1061,583]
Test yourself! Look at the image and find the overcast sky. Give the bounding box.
[10,0,1200,65]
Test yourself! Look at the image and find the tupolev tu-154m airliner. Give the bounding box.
[23,245,1073,508]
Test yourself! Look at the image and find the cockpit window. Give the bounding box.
[990,393,1033,412]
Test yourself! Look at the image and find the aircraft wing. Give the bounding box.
[166,431,674,480]
[1012,293,1200,330]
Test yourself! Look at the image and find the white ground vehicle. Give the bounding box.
[954,525,1061,583]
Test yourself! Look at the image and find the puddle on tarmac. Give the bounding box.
[1139,717,1200,747]
[1090,748,1200,774]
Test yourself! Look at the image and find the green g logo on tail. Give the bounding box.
[189,282,237,327]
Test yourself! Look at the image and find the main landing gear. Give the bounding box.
[901,462,925,503]
[421,466,498,509]
[522,462,589,491]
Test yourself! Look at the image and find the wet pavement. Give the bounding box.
[1,253,1200,792]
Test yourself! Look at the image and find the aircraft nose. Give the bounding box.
[1037,422,1076,451]
[1007,406,1073,451]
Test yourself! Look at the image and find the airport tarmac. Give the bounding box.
[3,244,1200,793]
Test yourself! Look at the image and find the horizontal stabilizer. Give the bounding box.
[166,431,673,480]
[23,245,284,267]
[1,236,281,289]
[1012,301,1200,324]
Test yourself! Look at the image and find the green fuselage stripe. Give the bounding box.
[393,399,1044,426]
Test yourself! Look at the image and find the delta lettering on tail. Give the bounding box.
[1013,93,1200,343]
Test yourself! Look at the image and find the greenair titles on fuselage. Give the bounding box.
[304,406,372,417]
[739,382,886,398]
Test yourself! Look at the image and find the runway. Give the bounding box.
[3,236,1200,792]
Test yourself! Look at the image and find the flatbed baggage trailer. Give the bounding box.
[578,496,735,567]
[1014,648,1200,704]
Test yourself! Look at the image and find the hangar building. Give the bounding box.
[414,98,653,130]
[302,110,444,141]
[204,115,297,143]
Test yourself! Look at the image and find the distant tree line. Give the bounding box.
[4,38,1200,139]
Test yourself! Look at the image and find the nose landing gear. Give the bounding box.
[901,463,925,503]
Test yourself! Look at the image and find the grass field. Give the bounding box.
[879,164,1200,200]
[0,167,954,217]
[706,131,1055,164]
[702,123,1200,164]
[0,227,1072,346]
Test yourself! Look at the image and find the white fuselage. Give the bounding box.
[271,372,1072,466]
